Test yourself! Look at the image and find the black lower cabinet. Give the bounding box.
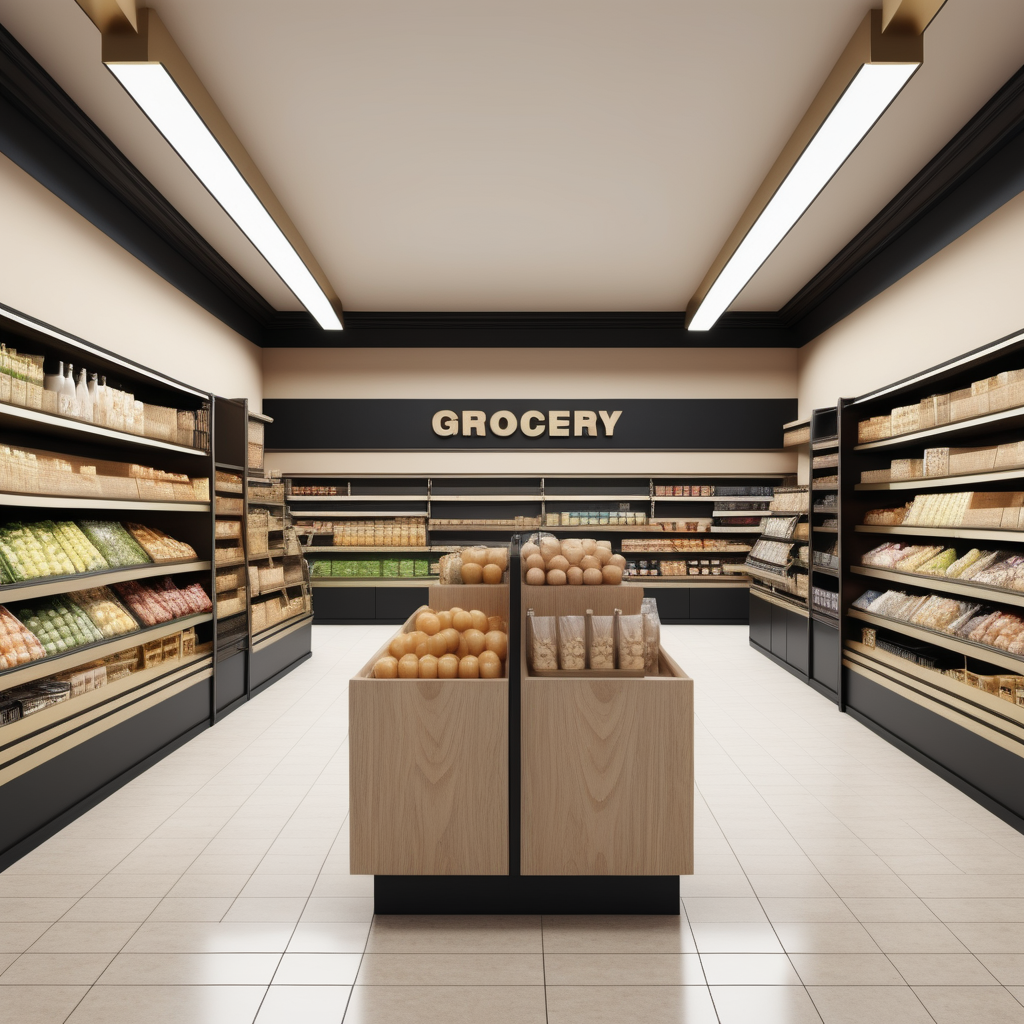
[690,587,748,623]
[216,651,247,711]
[375,587,431,622]
[645,586,748,624]
[312,586,376,622]
[749,592,772,650]
[252,622,313,691]
[787,612,809,676]
[845,666,1024,829]
[811,618,840,695]
[770,605,788,662]
[650,587,688,622]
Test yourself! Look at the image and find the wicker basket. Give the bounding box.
[247,509,269,555]
[247,441,264,472]
[251,600,267,633]
[996,441,1024,469]
[215,495,243,514]
[248,565,260,596]
[215,470,242,493]
[283,557,305,584]
[259,558,285,592]
[216,588,245,618]
[247,418,264,445]
[889,459,923,481]
[949,388,989,422]
[215,565,245,592]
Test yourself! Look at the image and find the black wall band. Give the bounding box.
[263,397,798,452]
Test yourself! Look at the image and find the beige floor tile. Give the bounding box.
[747,874,838,898]
[365,916,541,955]
[356,952,543,986]
[844,898,939,923]
[545,952,704,986]
[289,922,371,953]
[96,951,280,985]
[689,922,782,954]
[542,916,695,954]
[167,874,250,898]
[223,897,308,923]
[0,922,49,953]
[58,897,160,922]
[240,874,318,899]
[121,921,294,953]
[146,897,235,922]
[343,984,546,1023]
[773,922,881,954]
[978,955,1024,985]
[255,985,352,1024]
[915,985,1024,1024]
[735,854,818,874]
[864,922,968,953]
[700,953,800,985]
[759,897,856,923]
[273,952,361,985]
[711,984,821,1024]
[677,875,755,898]
[808,985,934,1023]
[546,985,717,1024]
[65,984,266,1024]
[789,952,904,985]
[0,875,103,898]
[0,953,16,975]
[681,897,767,923]
[0,985,89,1024]
[889,952,998,986]
[85,874,180,898]
[823,875,916,898]
[301,898,375,923]
[949,923,1024,953]
[27,922,138,953]
[0,898,77,922]
[925,899,1024,922]
[0,951,114,986]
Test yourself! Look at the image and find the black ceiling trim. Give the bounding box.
[781,59,1024,343]
[0,21,272,343]
[261,310,798,348]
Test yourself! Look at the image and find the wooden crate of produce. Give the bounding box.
[349,584,509,876]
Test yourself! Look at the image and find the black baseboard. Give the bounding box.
[0,719,208,873]
[374,874,680,914]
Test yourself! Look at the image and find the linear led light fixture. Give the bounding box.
[687,3,946,332]
[84,5,343,330]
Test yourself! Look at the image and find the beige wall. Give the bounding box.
[0,154,263,409]
[798,188,1024,416]
[262,346,799,476]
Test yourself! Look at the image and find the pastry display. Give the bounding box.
[521,534,624,586]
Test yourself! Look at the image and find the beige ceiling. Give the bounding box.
[1,0,1023,317]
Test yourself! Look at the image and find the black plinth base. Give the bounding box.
[374,874,681,914]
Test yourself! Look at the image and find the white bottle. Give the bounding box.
[60,363,78,417]
[76,368,93,422]
[44,359,64,393]
[88,372,98,405]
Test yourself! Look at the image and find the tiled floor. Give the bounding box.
[2,624,1024,1022]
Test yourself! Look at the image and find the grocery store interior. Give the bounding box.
[4,1,1024,1022]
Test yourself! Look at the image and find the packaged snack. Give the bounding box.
[528,613,557,672]
[589,613,615,670]
[618,613,645,670]
[642,597,661,675]
[78,521,152,568]
[558,615,586,671]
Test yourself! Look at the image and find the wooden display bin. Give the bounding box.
[520,583,693,876]
[350,584,509,877]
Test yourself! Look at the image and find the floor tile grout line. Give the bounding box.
[540,914,548,1023]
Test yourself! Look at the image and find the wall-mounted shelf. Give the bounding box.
[0,493,209,512]
[855,466,1024,491]
[851,564,1024,610]
[856,524,1023,543]
[0,560,211,604]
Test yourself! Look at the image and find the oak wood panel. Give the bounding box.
[521,668,693,876]
[350,677,508,875]
[350,582,510,875]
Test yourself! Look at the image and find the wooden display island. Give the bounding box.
[349,543,693,914]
